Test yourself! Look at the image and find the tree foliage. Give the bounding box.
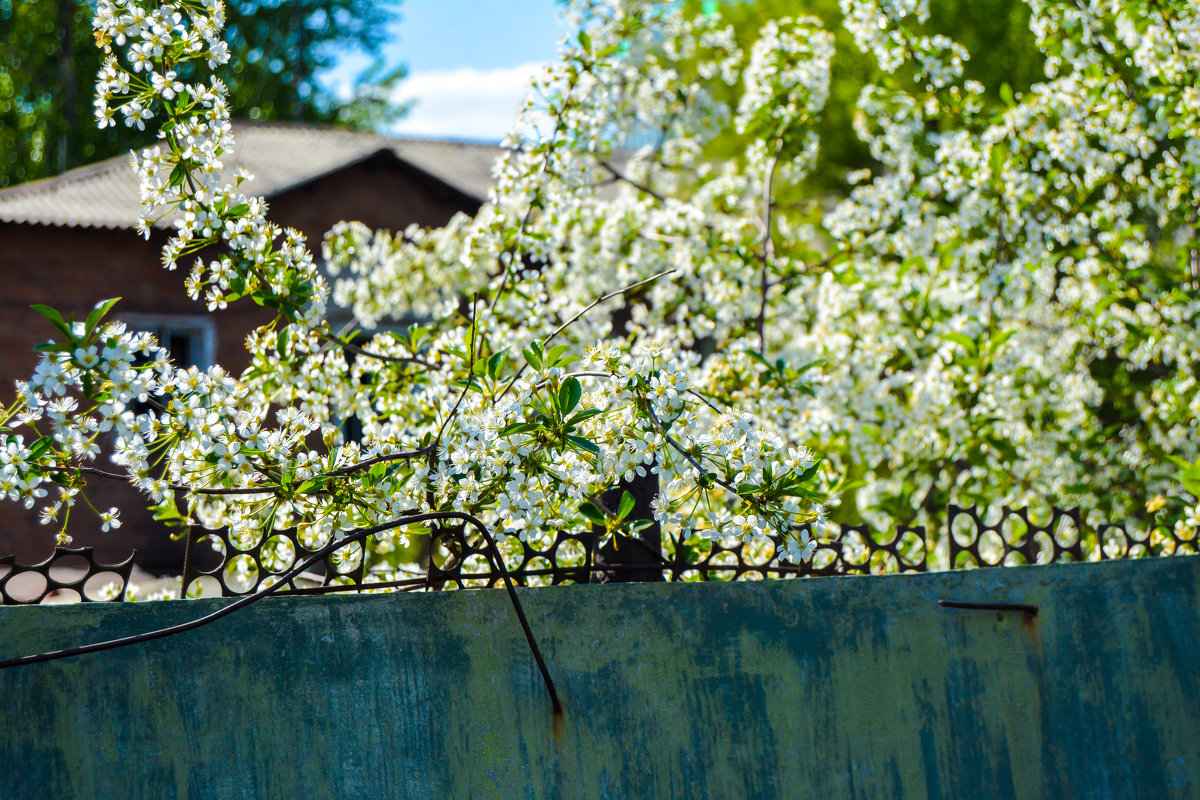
[3,0,1200,593]
[219,0,408,127]
[0,0,407,188]
[686,0,1046,193]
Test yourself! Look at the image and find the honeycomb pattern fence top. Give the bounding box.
[0,547,135,604]
[1,503,1197,604]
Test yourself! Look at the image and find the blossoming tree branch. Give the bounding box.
[2,0,1199,587]
[0,0,831,588]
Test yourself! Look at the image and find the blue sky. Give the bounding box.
[324,0,570,142]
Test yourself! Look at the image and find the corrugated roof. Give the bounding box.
[0,121,503,230]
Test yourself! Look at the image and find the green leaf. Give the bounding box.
[617,490,636,521]
[559,376,582,415]
[746,350,772,369]
[84,298,121,339]
[33,342,73,354]
[546,343,571,367]
[30,304,73,340]
[579,502,605,525]
[554,353,580,368]
[500,422,539,436]
[1181,462,1200,496]
[1094,293,1122,314]
[567,435,599,453]
[566,408,604,426]
[989,144,1006,183]
[780,487,822,500]
[794,359,825,374]
[792,463,821,484]
[486,349,509,379]
[296,477,328,494]
[27,435,53,461]
[408,324,431,350]
[577,30,591,54]
[150,501,184,521]
[150,500,188,529]
[938,331,977,355]
[522,347,542,371]
[999,82,1015,107]
[226,203,250,218]
[985,434,1020,462]
[987,329,1016,354]
[276,326,290,358]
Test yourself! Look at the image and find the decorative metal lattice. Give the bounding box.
[2,504,1197,604]
[0,547,135,605]
[947,505,1083,568]
[1096,519,1200,559]
[179,529,365,598]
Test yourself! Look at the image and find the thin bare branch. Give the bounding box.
[757,138,784,354]
[546,269,675,349]
[323,331,442,370]
[496,269,676,403]
[33,464,280,496]
[596,158,668,204]
[642,404,740,497]
[434,293,480,450]
[317,446,437,478]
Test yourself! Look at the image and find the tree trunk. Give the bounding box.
[292,5,306,121]
[590,468,664,583]
[56,0,77,174]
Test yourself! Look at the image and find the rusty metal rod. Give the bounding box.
[0,512,565,716]
[938,599,1039,616]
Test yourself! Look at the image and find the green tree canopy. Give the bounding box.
[0,0,408,188]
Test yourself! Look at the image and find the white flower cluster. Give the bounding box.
[736,18,833,138]
[7,0,1199,582]
[839,0,968,87]
[0,0,826,584]
[94,0,328,325]
[320,0,1200,553]
[822,0,1200,532]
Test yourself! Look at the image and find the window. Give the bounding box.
[119,314,216,369]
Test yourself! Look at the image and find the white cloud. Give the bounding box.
[386,61,548,141]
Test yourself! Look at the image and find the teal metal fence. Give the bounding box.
[0,555,1197,798]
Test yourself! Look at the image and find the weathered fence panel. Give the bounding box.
[0,556,1197,798]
